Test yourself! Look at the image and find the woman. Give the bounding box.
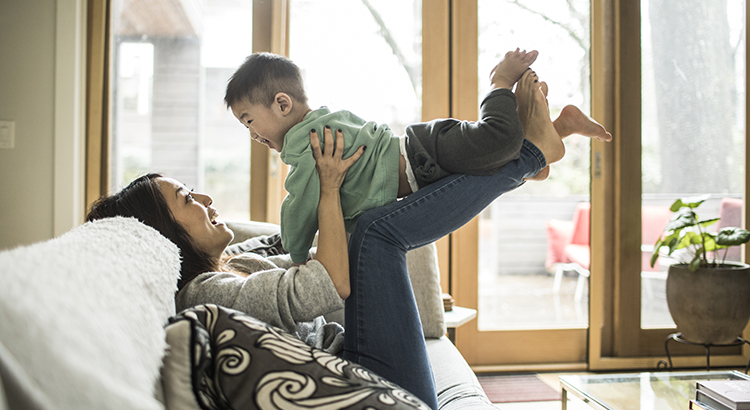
[88,128,361,339]
[89,124,548,409]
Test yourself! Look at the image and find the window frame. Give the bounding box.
[86,0,750,370]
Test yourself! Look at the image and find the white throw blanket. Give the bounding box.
[0,217,180,410]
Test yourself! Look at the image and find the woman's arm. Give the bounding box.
[310,126,364,299]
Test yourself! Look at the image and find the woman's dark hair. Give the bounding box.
[86,173,220,290]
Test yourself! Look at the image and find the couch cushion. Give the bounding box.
[161,320,202,410]
[406,243,447,338]
[164,304,431,410]
[425,337,495,410]
[0,217,180,410]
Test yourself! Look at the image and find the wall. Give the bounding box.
[0,0,83,250]
[0,0,56,250]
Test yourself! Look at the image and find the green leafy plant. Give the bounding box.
[651,195,750,272]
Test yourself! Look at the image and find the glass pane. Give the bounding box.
[289,0,422,136]
[641,0,746,328]
[111,0,252,220]
[477,0,592,330]
[560,371,750,410]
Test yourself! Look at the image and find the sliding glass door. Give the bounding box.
[614,0,748,362]
[451,0,593,368]
[476,0,592,332]
[640,0,746,330]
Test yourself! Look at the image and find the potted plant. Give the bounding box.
[651,195,750,344]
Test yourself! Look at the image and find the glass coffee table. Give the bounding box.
[559,370,750,410]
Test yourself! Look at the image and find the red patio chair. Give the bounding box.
[547,203,672,301]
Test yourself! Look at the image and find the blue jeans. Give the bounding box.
[343,139,545,409]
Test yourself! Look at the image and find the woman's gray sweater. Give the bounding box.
[175,239,346,353]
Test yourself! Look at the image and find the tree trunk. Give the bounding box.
[649,0,735,194]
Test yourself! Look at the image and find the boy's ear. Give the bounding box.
[275,92,293,116]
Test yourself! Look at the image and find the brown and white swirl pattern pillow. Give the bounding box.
[162,304,430,410]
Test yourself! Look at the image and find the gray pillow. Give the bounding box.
[162,304,431,410]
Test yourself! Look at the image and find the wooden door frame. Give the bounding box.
[449,0,588,371]
[249,0,290,223]
[588,0,750,370]
[446,0,750,371]
[422,0,453,291]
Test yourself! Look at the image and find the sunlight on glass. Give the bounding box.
[289,0,421,136]
[477,0,591,330]
[111,0,252,220]
[115,42,153,185]
[640,0,746,329]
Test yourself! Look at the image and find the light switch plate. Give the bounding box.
[0,121,15,149]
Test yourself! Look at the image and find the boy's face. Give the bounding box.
[230,97,289,152]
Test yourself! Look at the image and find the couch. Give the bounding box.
[0,217,494,409]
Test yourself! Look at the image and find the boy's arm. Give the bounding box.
[280,154,321,264]
[311,127,363,300]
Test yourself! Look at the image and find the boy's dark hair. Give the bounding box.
[224,52,308,107]
[86,173,219,291]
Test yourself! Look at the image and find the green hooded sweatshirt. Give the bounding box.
[279,107,400,263]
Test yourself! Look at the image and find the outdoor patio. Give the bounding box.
[473,194,736,331]
[477,264,674,331]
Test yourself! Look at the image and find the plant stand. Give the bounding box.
[659,332,750,373]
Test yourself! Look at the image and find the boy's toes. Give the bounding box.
[517,69,539,89]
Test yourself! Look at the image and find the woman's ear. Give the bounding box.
[274,92,293,116]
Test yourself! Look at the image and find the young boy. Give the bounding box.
[225,49,611,264]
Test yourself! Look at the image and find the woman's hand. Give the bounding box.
[310,126,364,192]
[310,127,364,299]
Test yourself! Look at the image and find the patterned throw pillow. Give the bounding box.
[163,304,431,410]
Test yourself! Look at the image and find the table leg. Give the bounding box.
[561,387,567,410]
[447,328,456,344]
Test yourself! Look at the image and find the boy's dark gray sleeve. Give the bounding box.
[404,88,525,188]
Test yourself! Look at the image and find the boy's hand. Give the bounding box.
[310,127,364,192]
[490,48,539,90]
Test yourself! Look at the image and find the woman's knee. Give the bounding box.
[351,210,407,252]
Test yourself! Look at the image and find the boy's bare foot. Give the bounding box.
[524,87,550,181]
[516,70,565,167]
[490,48,539,90]
[553,105,612,142]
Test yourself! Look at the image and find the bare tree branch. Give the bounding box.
[565,0,586,28]
[360,0,419,94]
[504,0,586,50]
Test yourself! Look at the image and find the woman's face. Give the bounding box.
[156,177,234,258]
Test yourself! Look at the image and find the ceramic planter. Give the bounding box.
[666,262,750,344]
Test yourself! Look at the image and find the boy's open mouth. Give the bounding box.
[253,135,273,149]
